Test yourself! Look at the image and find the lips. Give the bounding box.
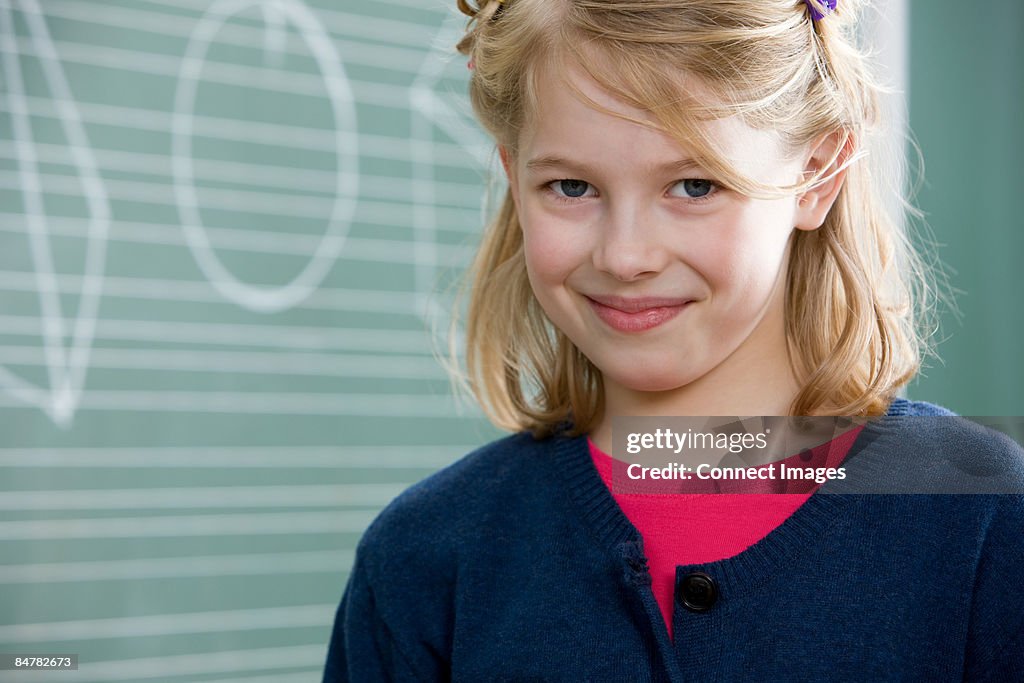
[585,294,694,313]
[585,294,694,333]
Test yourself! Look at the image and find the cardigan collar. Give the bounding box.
[550,396,913,597]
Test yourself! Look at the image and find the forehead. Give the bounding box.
[521,61,789,179]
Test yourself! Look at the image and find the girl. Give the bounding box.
[323,0,1024,680]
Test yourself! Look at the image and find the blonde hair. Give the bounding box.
[443,0,945,438]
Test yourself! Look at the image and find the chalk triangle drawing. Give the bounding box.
[409,14,506,416]
[0,0,111,428]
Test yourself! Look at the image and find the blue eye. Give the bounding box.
[551,179,592,200]
[679,179,714,199]
[542,178,718,205]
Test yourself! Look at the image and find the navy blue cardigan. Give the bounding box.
[322,398,1024,681]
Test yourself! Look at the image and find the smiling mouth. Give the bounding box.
[585,296,693,333]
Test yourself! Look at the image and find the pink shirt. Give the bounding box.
[587,426,862,641]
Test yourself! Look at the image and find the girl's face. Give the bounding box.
[501,66,827,416]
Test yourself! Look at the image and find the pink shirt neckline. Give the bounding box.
[586,426,862,641]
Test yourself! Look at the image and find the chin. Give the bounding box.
[607,368,697,394]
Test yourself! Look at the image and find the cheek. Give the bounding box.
[521,215,584,285]
[698,202,793,293]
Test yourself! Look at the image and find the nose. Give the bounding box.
[592,206,671,281]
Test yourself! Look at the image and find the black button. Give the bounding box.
[678,572,718,612]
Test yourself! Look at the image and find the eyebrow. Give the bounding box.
[524,155,703,176]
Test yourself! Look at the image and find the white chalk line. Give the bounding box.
[0,389,472,417]
[0,509,377,540]
[0,168,480,229]
[0,269,427,313]
[0,215,477,266]
[0,603,342,642]
[42,0,444,52]
[0,549,356,584]
[0,483,410,510]
[0,139,484,208]
[0,345,449,380]
[0,314,445,353]
[0,444,475,468]
[0,94,473,163]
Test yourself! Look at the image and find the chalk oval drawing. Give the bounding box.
[172,0,358,313]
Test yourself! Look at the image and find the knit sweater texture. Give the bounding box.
[585,427,860,642]
[322,398,1024,682]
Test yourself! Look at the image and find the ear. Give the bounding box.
[498,144,512,175]
[794,131,852,231]
[498,144,520,202]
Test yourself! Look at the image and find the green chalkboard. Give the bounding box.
[0,0,503,680]
[3,0,1020,680]
[906,0,1024,415]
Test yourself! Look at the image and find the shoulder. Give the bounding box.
[885,396,958,416]
[352,430,566,575]
[850,397,1024,494]
[365,429,559,533]
[889,398,1020,463]
[329,432,573,678]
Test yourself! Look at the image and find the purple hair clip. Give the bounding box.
[804,0,837,21]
